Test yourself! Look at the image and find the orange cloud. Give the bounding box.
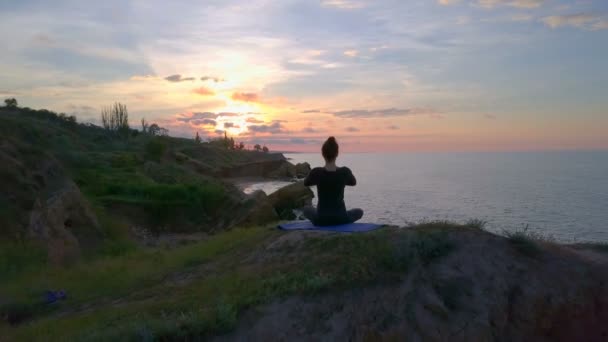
[232,92,259,102]
[193,87,215,96]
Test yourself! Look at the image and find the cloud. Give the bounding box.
[320,0,365,9]
[231,92,259,102]
[542,14,604,30]
[511,14,534,22]
[247,137,322,146]
[387,125,400,130]
[0,90,19,97]
[176,112,218,123]
[344,50,358,57]
[301,109,322,113]
[200,76,223,82]
[214,129,224,135]
[438,0,461,5]
[164,74,196,82]
[67,104,95,112]
[345,127,360,132]
[593,20,608,30]
[128,75,158,81]
[302,127,320,133]
[247,121,286,134]
[218,112,240,117]
[191,119,217,126]
[246,117,264,124]
[456,16,471,25]
[330,108,439,118]
[193,87,214,96]
[224,122,236,128]
[475,0,544,8]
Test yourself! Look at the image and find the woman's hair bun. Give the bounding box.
[322,136,339,160]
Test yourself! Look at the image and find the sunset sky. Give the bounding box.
[1,0,607,152]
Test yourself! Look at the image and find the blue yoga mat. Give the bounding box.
[278,221,383,232]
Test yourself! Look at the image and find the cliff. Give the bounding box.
[2,222,607,341]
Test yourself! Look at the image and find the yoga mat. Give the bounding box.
[278,221,382,232]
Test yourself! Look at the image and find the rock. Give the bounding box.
[0,138,101,265]
[28,180,101,265]
[211,185,279,230]
[239,190,279,226]
[221,160,290,178]
[294,162,311,179]
[266,161,296,179]
[268,182,314,220]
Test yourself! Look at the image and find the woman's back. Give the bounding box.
[304,166,356,219]
[302,136,363,226]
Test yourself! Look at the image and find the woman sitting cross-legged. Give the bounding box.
[302,136,364,226]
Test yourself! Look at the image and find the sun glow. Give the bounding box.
[219,97,260,114]
[210,95,268,136]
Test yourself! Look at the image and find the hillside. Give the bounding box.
[1,222,607,341]
[0,106,308,264]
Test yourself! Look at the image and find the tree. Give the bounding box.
[229,137,235,150]
[195,132,201,143]
[254,144,262,152]
[262,145,269,153]
[4,98,17,108]
[101,102,129,137]
[141,118,149,133]
[148,123,160,135]
[237,141,245,150]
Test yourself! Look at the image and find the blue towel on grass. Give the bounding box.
[278,221,382,232]
[45,290,66,304]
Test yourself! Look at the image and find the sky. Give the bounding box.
[1,0,607,152]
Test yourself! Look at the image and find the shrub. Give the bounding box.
[100,182,226,227]
[110,152,139,169]
[414,231,455,265]
[466,219,487,230]
[504,226,546,257]
[145,138,166,162]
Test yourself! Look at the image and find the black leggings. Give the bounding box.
[302,206,364,226]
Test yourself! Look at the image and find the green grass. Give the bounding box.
[465,219,487,230]
[413,230,455,265]
[1,224,461,341]
[0,227,273,329]
[504,227,547,258]
[0,241,48,279]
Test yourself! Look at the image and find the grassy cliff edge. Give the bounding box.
[1,222,607,341]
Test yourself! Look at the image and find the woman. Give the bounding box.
[303,136,364,226]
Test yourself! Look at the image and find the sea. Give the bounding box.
[239,151,608,243]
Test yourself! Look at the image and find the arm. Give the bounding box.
[304,168,317,186]
[345,167,357,186]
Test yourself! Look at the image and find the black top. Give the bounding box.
[304,166,357,225]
